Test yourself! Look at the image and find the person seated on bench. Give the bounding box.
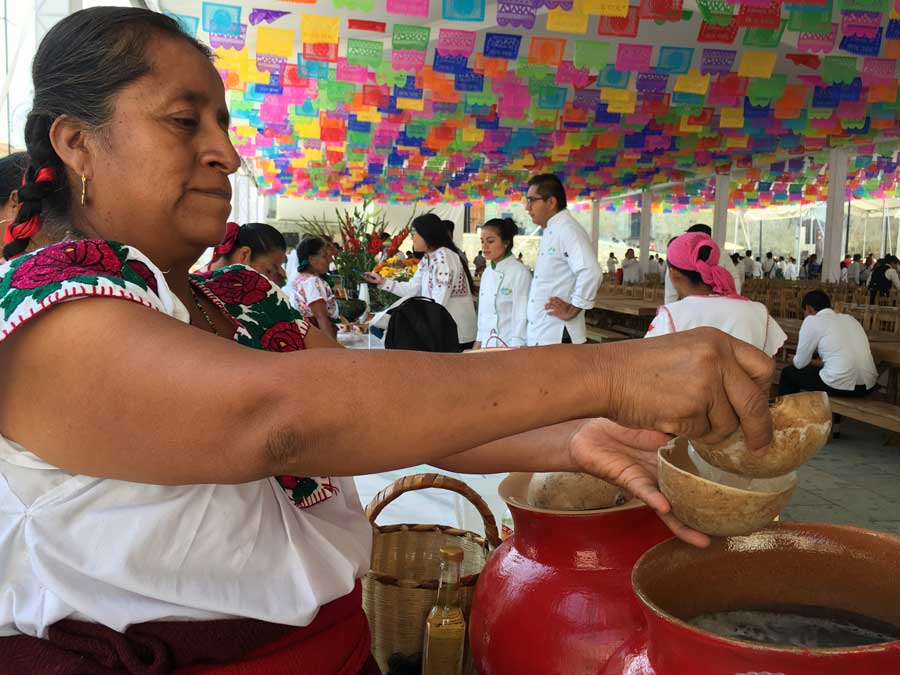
[646,232,786,357]
[778,289,877,400]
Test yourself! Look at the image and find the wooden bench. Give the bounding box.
[586,327,631,343]
[829,397,900,434]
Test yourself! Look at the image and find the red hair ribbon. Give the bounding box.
[210,221,240,264]
[3,167,56,245]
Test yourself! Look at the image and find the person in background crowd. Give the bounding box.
[867,254,900,302]
[475,218,532,348]
[621,248,641,285]
[730,252,740,267]
[657,255,666,277]
[648,232,785,358]
[197,221,287,285]
[860,254,875,285]
[664,224,741,304]
[778,291,877,418]
[365,213,477,350]
[839,260,849,283]
[783,257,796,280]
[774,256,786,280]
[752,256,764,279]
[742,250,755,279]
[473,249,487,278]
[806,254,821,279]
[442,218,468,269]
[289,236,339,339]
[762,252,775,278]
[0,153,29,260]
[523,173,602,345]
[607,251,618,277]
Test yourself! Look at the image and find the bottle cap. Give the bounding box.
[440,546,464,562]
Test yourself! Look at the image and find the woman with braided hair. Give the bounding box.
[0,7,778,674]
[0,152,28,257]
[196,220,288,285]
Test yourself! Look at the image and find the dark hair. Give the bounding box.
[686,223,711,236]
[801,289,831,312]
[668,244,713,286]
[527,173,567,211]
[412,213,475,293]
[441,219,456,237]
[482,217,517,255]
[853,254,862,262]
[0,152,28,206]
[295,235,327,273]
[745,250,752,256]
[884,255,900,266]
[3,7,211,259]
[228,223,286,261]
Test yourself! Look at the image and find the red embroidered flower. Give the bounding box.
[260,321,305,352]
[11,240,122,290]
[126,260,159,295]
[204,268,270,305]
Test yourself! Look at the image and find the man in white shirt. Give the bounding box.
[742,250,755,279]
[606,252,618,277]
[664,224,742,303]
[524,173,602,345]
[848,254,862,285]
[778,290,878,399]
[762,252,776,278]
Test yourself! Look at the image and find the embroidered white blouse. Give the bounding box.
[0,241,372,638]
[382,247,477,344]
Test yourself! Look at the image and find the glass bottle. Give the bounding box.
[422,546,466,675]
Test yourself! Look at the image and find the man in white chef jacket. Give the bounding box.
[524,174,602,345]
[664,224,742,304]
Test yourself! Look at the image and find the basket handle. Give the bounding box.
[365,472,502,549]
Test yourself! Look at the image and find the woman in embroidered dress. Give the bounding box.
[0,8,778,674]
[363,213,478,350]
[198,220,287,285]
[289,235,339,340]
[474,218,531,349]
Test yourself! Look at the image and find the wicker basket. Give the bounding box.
[363,473,501,674]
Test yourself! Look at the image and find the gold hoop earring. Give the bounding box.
[81,175,86,207]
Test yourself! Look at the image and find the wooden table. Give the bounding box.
[592,297,661,317]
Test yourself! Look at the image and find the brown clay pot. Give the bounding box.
[604,522,900,675]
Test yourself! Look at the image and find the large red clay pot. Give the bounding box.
[468,472,672,675]
[604,522,900,675]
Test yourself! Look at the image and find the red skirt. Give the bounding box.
[0,582,377,675]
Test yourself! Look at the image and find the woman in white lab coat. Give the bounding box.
[475,218,532,348]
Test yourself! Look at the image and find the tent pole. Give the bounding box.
[639,190,651,277]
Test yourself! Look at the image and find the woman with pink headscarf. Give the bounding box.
[646,232,786,357]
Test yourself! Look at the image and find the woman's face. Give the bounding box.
[480,227,508,263]
[626,249,635,259]
[411,229,427,252]
[307,247,331,276]
[73,37,240,270]
[250,247,287,285]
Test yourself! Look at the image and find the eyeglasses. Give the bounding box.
[525,196,548,205]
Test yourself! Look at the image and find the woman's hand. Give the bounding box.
[603,328,774,452]
[361,272,384,285]
[568,418,710,548]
